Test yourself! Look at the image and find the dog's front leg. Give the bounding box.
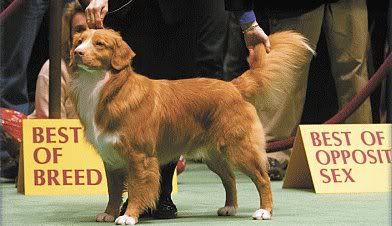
[115,152,160,225]
[96,165,126,222]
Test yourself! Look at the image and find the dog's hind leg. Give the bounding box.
[115,152,160,225]
[205,151,238,216]
[96,165,126,222]
[227,141,273,220]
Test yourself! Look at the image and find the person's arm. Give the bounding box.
[236,10,271,52]
[33,61,51,119]
[224,0,270,52]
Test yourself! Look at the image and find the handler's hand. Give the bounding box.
[243,22,271,53]
[247,49,256,68]
[85,0,108,29]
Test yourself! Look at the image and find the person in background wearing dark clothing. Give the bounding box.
[225,0,373,180]
[0,1,85,183]
[79,0,232,220]
[0,0,75,180]
[80,0,183,220]
[224,0,270,52]
[81,0,281,220]
[0,0,50,180]
[223,13,249,80]
[224,0,290,180]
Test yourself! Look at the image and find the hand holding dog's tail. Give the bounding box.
[232,31,315,108]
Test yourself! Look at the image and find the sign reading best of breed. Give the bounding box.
[283,124,392,193]
[19,119,108,195]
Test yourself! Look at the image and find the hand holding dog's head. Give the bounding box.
[70,29,135,72]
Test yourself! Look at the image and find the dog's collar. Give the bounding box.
[77,64,105,74]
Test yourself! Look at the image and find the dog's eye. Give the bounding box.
[77,39,83,46]
[95,41,106,47]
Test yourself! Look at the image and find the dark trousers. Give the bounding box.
[0,0,49,167]
[190,0,228,79]
[223,13,249,80]
[0,0,49,114]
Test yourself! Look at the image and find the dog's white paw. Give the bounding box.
[217,206,237,216]
[252,209,271,220]
[96,212,115,222]
[115,215,138,225]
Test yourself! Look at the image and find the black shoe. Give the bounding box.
[153,197,177,219]
[0,157,18,180]
[120,197,177,219]
[268,157,287,181]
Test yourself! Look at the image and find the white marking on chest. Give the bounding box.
[74,70,126,169]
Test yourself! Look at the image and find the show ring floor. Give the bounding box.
[1,162,391,226]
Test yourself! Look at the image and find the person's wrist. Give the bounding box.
[241,20,257,30]
[242,21,259,33]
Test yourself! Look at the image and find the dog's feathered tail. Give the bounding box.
[232,31,315,108]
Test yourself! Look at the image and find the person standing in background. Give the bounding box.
[0,0,83,179]
[265,0,372,161]
[79,0,231,220]
[0,0,50,179]
[28,1,87,120]
[223,0,373,180]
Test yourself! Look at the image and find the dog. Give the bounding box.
[69,28,313,225]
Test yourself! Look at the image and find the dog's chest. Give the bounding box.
[74,72,126,169]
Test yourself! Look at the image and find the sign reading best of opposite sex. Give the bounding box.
[283,124,392,193]
[19,119,108,195]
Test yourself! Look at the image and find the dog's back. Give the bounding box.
[149,77,260,162]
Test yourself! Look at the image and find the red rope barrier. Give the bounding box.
[266,53,392,153]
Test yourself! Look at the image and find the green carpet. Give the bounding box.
[1,163,391,226]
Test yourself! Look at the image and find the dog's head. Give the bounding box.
[70,29,135,72]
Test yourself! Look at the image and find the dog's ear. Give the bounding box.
[111,38,135,70]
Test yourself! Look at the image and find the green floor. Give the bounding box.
[1,163,391,226]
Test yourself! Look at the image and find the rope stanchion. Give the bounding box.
[266,53,392,153]
[48,0,63,118]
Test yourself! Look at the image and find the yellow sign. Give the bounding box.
[18,119,178,196]
[19,119,107,195]
[283,124,392,193]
